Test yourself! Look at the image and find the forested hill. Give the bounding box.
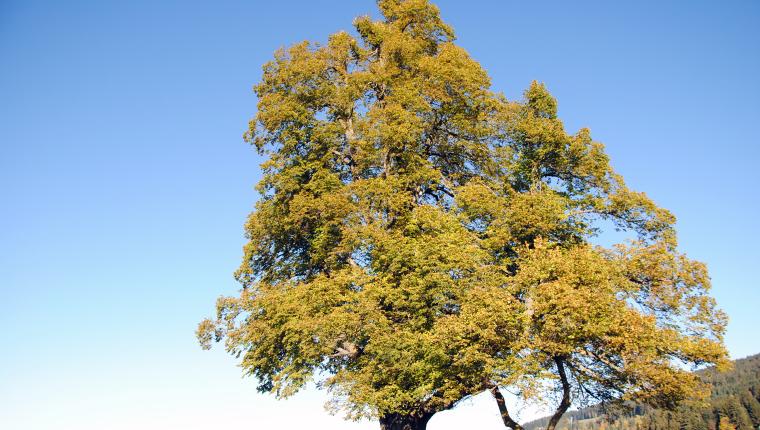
[524,354,760,430]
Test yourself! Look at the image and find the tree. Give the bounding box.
[739,390,760,427]
[719,416,736,430]
[723,397,754,430]
[197,1,729,429]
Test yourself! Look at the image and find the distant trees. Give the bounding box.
[524,355,760,430]
[197,1,729,429]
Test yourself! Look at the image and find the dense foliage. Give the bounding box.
[524,354,760,430]
[197,1,729,429]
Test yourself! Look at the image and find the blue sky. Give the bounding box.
[1,1,758,429]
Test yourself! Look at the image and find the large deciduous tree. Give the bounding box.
[197,1,729,429]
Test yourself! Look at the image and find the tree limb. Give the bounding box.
[546,357,572,430]
[489,384,524,430]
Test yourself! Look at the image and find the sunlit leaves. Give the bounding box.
[198,0,728,423]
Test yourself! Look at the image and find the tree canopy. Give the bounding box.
[197,1,729,429]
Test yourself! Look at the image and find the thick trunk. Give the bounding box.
[379,412,434,430]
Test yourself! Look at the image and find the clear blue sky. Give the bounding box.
[1,1,758,429]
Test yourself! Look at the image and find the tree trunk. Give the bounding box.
[490,385,524,430]
[545,357,572,430]
[379,412,434,430]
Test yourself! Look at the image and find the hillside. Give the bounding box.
[524,354,760,430]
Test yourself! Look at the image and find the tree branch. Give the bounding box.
[489,384,524,430]
[329,335,360,359]
[577,349,624,374]
[546,357,572,430]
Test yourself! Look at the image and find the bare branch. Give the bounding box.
[330,340,359,359]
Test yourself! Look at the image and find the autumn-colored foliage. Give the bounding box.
[198,1,728,429]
